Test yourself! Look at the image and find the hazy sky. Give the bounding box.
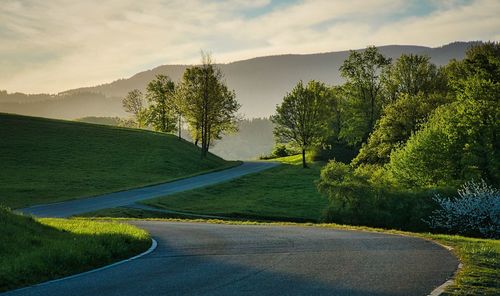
[1,0,499,93]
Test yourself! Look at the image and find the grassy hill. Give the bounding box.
[0,207,149,291]
[0,113,235,209]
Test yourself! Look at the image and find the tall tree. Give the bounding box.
[382,54,447,101]
[272,80,330,168]
[353,54,450,166]
[177,53,240,157]
[353,93,450,165]
[122,89,146,128]
[339,46,391,145]
[146,74,177,133]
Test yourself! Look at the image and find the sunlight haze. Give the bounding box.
[1,0,499,93]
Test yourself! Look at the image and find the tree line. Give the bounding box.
[272,42,499,234]
[122,53,240,158]
[272,42,499,188]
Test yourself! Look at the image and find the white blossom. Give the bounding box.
[426,180,500,238]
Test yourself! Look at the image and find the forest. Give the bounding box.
[271,42,499,237]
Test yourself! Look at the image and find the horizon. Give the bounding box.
[1,0,499,93]
[2,41,476,96]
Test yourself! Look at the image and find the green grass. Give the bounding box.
[0,207,150,292]
[425,234,499,295]
[0,113,235,208]
[141,154,328,222]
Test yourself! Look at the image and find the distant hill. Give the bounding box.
[0,41,478,119]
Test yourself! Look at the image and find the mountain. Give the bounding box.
[0,42,477,119]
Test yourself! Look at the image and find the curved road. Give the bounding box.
[9,162,458,296]
[20,162,278,218]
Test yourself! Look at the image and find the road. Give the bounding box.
[10,162,458,296]
[4,222,458,296]
[19,162,278,218]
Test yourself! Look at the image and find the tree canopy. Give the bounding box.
[176,53,240,158]
[146,74,177,133]
[272,80,330,168]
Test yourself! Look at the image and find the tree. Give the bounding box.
[353,93,450,165]
[445,41,500,92]
[272,80,330,168]
[339,46,391,145]
[387,77,500,187]
[146,74,177,133]
[177,53,240,157]
[382,54,447,101]
[122,89,146,128]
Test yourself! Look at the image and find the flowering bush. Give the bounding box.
[426,180,500,238]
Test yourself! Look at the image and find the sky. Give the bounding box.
[1,0,499,94]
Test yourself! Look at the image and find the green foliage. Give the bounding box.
[388,77,500,187]
[446,42,500,91]
[354,93,450,165]
[146,74,177,133]
[177,53,240,157]
[0,207,149,291]
[122,89,147,128]
[317,160,442,231]
[382,53,447,101]
[0,113,231,208]
[271,143,296,158]
[311,139,358,163]
[272,80,331,167]
[339,46,392,144]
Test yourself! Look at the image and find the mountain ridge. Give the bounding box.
[1,41,479,119]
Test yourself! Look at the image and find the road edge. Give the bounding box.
[428,242,463,296]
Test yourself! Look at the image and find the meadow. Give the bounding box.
[141,155,328,222]
[0,113,234,208]
[0,207,150,292]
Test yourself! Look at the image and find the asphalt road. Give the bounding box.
[10,161,459,296]
[4,222,458,296]
[19,162,278,218]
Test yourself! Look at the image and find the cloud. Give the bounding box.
[0,0,498,93]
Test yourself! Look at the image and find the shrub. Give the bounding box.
[426,180,500,238]
[272,144,292,157]
[310,139,358,163]
[317,160,437,231]
[259,144,300,159]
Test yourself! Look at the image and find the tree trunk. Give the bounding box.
[302,148,307,168]
[177,115,181,140]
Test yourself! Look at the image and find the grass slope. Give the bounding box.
[141,155,328,222]
[0,113,234,208]
[0,207,150,292]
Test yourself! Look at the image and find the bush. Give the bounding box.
[310,139,358,163]
[259,144,299,159]
[317,160,438,231]
[272,144,292,157]
[426,180,500,238]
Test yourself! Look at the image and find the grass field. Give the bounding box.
[0,113,234,208]
[0,207,150,292]
[141,155,328,222]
